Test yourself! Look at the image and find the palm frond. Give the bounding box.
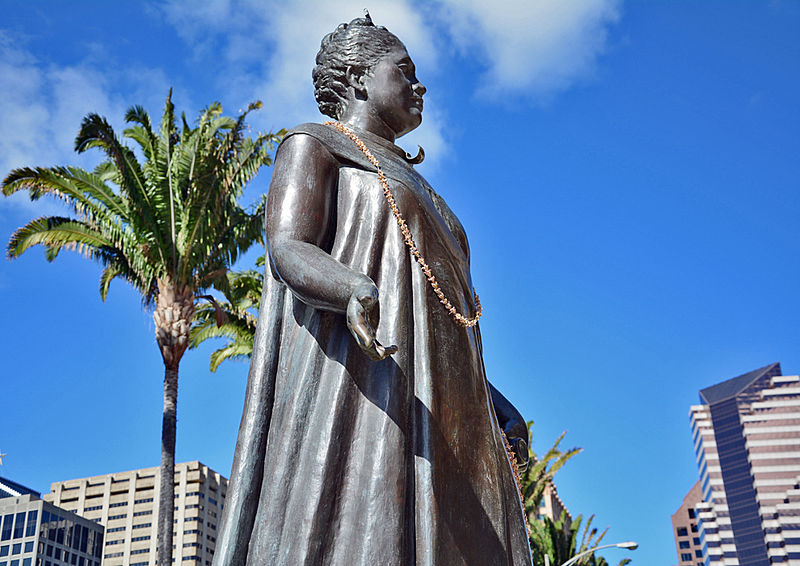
[74,113,169,266]
[208,342,254,372]
[7,216,112,260]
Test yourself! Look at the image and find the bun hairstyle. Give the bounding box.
[313,15,404,120]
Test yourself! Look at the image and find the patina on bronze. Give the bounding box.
[213,15,533,565]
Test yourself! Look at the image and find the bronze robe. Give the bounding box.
[213,123,532,566]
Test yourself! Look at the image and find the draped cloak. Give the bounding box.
[213,123,533,566]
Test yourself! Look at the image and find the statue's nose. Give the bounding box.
[414,82,426,96]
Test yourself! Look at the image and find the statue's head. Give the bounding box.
[313,15,425,137]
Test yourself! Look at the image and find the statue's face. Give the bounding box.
[363,46,426,138]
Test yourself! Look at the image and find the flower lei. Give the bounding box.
[325,121,482,328]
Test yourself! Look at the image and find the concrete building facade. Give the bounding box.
[45,462,226,566]
[538,483,572,528]
[689,362,800,566]
[672,481,704,566]
[0,478,104,566]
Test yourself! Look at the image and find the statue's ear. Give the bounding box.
[346,66,368,100]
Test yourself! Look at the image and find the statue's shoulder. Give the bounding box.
[284,122,331,141]
[282,122,341,149]
[281,122,366,167]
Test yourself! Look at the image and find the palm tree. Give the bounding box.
[520,423,583,521]
[2,90,282,565]
[530,513,632,566]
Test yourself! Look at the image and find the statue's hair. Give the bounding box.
[313,17,404,120]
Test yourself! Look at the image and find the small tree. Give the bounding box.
[520,424,582,518]
[531,513,632,566]
[192,256,264,371]
[3,91,282,565]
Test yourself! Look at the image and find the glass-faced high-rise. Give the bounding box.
[690,362,800,565]
[0,490,104,566]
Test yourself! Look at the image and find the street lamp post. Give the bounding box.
[544,541,638,566]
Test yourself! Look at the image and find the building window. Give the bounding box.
[1,516,12,541]
[11,545,20,556]
[677,527,688,537]
[13,514,25,539]
[693,537,700,545]
[23,543,33,554]
[679,541,690,549]
[688,509,696,519]
[691,523,698,532]
[0,547,7,557]
[695,550,702,558]
[681,553,692,561]
[24,512,37,538]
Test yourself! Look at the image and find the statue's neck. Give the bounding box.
[338,102,396,143]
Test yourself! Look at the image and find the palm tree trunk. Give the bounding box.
[158,364,178,566]
[153,279,194,566]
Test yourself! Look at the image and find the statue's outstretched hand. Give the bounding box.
[347,282,398,361]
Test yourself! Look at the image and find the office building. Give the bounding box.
[0,477,104,566]
[45,461,227,566]
[689,362,800,566]
[672,481,704,566]
[0,479,40,501]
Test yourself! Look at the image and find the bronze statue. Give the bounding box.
[213,15,533,565]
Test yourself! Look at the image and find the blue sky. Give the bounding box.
[1,1,798,563]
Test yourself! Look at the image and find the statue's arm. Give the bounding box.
[489,381,530,471]
[266,133,396,360]
[266,133,369,311]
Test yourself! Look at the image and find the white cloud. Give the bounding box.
[0,32,174,218]
[158,0,620,166]
[438,0,621,100]
[158,0,446,163]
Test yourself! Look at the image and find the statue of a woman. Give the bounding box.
[213,15,533,566]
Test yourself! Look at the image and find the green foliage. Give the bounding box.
[520,424,583,518]
[521,426,630,566]
[3,90,284,304]
[191,256,264,371]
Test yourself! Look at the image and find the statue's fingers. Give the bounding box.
[351,321,373,350]
[372,340,398,361]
